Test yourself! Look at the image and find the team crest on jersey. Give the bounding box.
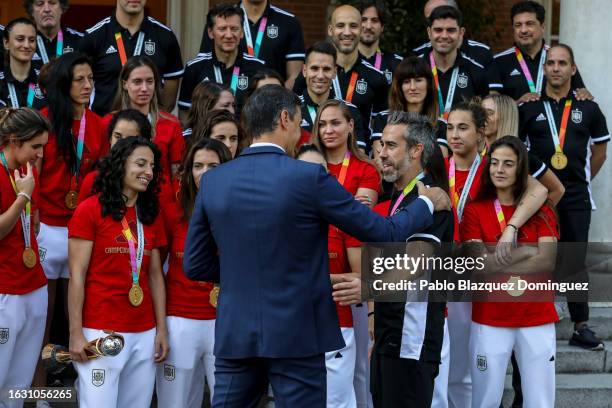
[237,75,249,91]
[92,369,105,386]
[144,40,156,56]
[571,109,583,124]
[476,355,487,371]
[0,328,8,344]
[267,24,279,39]
[38,247,47,263]
[457,73,469,89]
[164,364,175,381]
[384,69,392,84]
[34,85,44,99]
[355,79,368,95]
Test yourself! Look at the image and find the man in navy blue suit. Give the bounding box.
[183,85,451,407]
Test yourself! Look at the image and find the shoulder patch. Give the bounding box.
[467,39,490,50]
[461,55,484,69]
[86,17,111,34]
[66,27,84,37]
[186,55,211,66]
[270,5,295,18]
[494,47,515,59]
[147,16,173,32]
[242,53,265,64]
[413,42,432,52]
[361,60,385,75]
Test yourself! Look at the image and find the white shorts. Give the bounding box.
[325,327,357,408]
[351,303,372,408]
[74,327,156,408]
[156,316,215,408]
[0,286,48,407]
[37,223,69,280]
[432,317,450,408]
[470,322,556,408]
[447,302,472,408]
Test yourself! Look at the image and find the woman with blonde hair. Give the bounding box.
[482,94,564,205]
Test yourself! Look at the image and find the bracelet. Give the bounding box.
[368,311,374,317]
[17,192,31,202]
[507,223,518,232]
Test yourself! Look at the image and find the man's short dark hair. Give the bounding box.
[359,0,388,26]
[242,85,301,140]
[305,41,337,65]
[428,5,463,27]
[548,43,575,65]
[510,1,546,24]
[207,3,244,29]
[23,0,69,17]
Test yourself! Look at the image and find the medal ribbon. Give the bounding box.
[56,30,64,57]
[374,48,382,70]
[0,152,31,250]
[7,83,35,108]
[307,105,317,124]
[115,31,144,66]
[449,154,481,222]
[345,72,359,104]
[121,215,144,285]
[241,5,268,58]
[230,66,241,94]
[514,47,546,94]
[493,198,507,232]
[390,171,425,215]
[543,99,572,154]
[429,53,458,121]
[337,151,351,186]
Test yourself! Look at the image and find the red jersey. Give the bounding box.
[328,155,381,196]
[460,201,559,327]
[77,170,97,205]
[102,112,184,180]
[39,108,108,226]
[328,227,361,327]
[68,197,167,332]
[0,165,47,294]
[161,199,216,320]
[444,156,486,242]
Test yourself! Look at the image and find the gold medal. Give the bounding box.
[65,190,78,209]
[209,285,220,308]
[22,247,37,268]
[506,276,525,297]
[550,152,568,170]
[128,283,144,307]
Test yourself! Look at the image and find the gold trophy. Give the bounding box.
[41,331,125,374]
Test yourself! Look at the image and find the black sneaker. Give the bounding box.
[569,325,605,350]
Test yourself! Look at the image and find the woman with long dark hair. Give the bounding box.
[444,99,548,407]
[461,136,558,408]
[0,18,46,109]
[0,108,50,405]
[155,138,231,407]
[312,99,381,407]
[68,137,168,408]
[35,52,107,387]
[110,56,184,181]
[182,81,235,138]
[77,109,152,204]
[189,109,244,158]
[481,93,565,205]
[372,56,447,158]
